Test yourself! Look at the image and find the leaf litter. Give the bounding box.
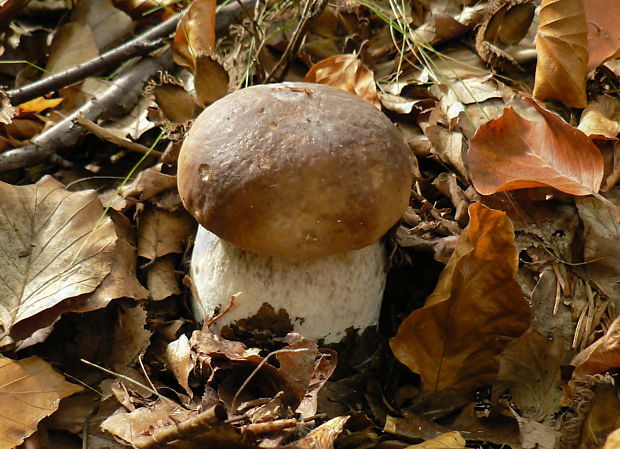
[1,0,620,447]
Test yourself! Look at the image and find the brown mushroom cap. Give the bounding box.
[177,82,412,258]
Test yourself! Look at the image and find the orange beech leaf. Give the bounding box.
[390,203,531,393]
[533,0,588,108]
[172,0,216,72]
[585,0,620,70]
[304,54,381,108]
[467,98,604,196]
[15,97,63,116]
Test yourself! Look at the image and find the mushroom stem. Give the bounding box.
[190,226,388,343]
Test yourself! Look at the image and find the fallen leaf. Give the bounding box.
[406,431,466,449]
[390,203,531,393]
[584,0,620,70]
[511,411,558,449]
[0,176,116,344]
[194,54,230,106]
[533,0,588,108]
[0,355,82,449]
[173,0,216,72]
[0,90,14,125]
[119,164,177,202]
[604,428,620,449]
[495,329,566,422]
[578,96,620,139]
[15,97,63,116]
[166,334,194,397]
[566,315,620,399]
[151,82,200,123]
[45,21,99,74]
[467,98,604,195]
[72,0,134,52]
[304,54,381,107]
[147,256,181,301]
[137,206,196,260]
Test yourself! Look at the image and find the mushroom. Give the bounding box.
[177,82,412,343]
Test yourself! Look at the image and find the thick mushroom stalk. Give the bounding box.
[178,82,412,342]
[191,226,387,343]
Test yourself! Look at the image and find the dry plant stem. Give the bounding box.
[135,404,227,449]
[0,50,174,172]
[263,0,328,82]
[6,14,181,106]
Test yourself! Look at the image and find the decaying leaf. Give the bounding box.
[533,0,588,108]
[120,163,177,202]
[390,203,530,393]
[304,54,381,107]
[0,90,15,125]
[0,176,116,345]
[578,96,620,139]
[173,0,217,72]
[137,206,196,260]
[0,355,82,449]
[45,21,99,74]
[467,98,604,195]
[494,329,566,422]
[15,97,63,116]
[166,333,194,397]
[150,81,201,124]
[147,255,181,301]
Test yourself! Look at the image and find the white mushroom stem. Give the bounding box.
[190,225,388,343]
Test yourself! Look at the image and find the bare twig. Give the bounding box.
[6,14,181,106]
[0,50,174,172]
[0,0,257,172]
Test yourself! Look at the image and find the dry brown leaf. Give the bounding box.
[390,203,530,393]
[405,431,466,449]
[575,191,620,302]
[72,0,134,52]
[283,415,350,449]
[495,329,566,422]
[0,176,116,345]
[578,96,620,139]
[147,256,181,301]
[304,54,381,107]
[533,0,588,108]
[0,355,82,449]
[45,21,99,74]
[137,206,196,260]
[585,0,620,70]
[467,98,604,195]
[0,90,14,125]
[567,315,620,398]
[120,163,177,202]
[173,0,216,72]
[151,82,200,123]
[194,54,230,106]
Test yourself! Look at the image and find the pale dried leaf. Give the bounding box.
[304,54,381,107]
[166,334,193,397]
[578,96,620,138]
[0,355,82,449]
[0,90,15,125]
[604,428,620,449]
[533,0,588,108]
[0,176,116,343]
[72,0,134,51]
[119,164,177,202]
[137,206,196,260]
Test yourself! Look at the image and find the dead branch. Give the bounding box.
[0,0,257,173]
[6,14,181,106]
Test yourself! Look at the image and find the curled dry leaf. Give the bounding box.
[604,428,620,449]
[566,315,620,400]
[467,98,604,195]
[0,176,116,345]
[578,96,620,139]
[173,0,216,72]
[0,355,82,449]
[406,431,466,449]
[533,0,588,108]
[390,203,530,393]
[304,54,381,108]
[166,333,194,397]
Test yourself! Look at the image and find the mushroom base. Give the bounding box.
[190,226,388,343]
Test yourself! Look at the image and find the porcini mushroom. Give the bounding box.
[178,82,412,343]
